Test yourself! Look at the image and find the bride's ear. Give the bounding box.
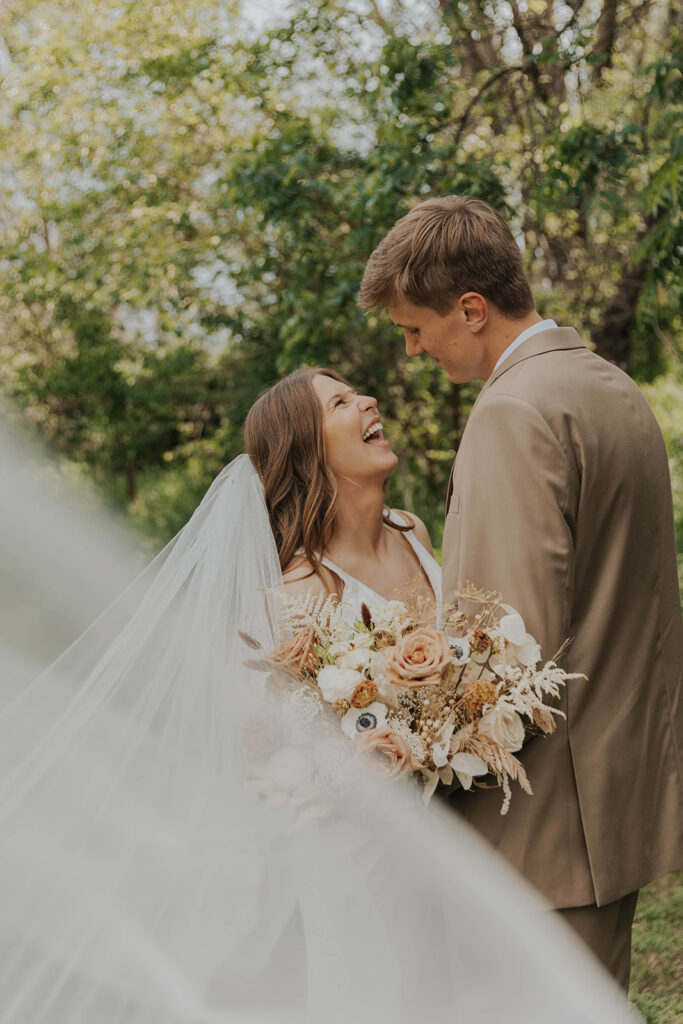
[459,292,488,332]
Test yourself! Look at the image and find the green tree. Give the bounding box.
[0,0,680,546]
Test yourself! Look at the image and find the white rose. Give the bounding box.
[338,647,373,673]
[328,641,348,660]
[317,665,364,703]
[478,706,525,752]
[372,600,410,632]
[352,631,375,650]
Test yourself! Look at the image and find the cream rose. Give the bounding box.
[355,726,421,779]
[372,600,411,633]
[317,665,364,704]
[384,627,452,687]
[478,706,525,752]
[338,648,370,673]
[338,647,386,675]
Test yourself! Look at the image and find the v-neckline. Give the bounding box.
[320,528,437,607]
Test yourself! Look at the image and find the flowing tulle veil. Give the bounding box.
[0,416,635,1024]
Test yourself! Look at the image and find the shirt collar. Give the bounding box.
[491,319,558,375]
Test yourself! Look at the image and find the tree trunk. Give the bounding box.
[124,463,137,503]
[591,0,618,83]
[590,258,649,367]
[451,382,462,449]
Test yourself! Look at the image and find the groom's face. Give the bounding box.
[388,296,485,383]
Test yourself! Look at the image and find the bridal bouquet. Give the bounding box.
[253,586,580,813]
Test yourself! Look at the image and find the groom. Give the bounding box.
[358,195,683,989]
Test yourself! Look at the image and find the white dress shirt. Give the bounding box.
[491,319,558,375]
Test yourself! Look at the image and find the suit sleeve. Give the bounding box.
[442,393,575,663]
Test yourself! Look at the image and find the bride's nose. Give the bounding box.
[358,394,377,411]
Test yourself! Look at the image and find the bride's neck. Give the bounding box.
[325,477,387,560]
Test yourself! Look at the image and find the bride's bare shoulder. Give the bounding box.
[391,509,433,555]
[282,555,331,598]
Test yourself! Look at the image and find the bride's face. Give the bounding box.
[312,374,398,482]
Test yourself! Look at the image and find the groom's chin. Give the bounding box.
[446,367,485,385]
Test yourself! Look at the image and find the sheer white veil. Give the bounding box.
[0,415,636,1023]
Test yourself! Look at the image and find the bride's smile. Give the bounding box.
[311,373,398,482]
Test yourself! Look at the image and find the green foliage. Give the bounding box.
[630,871,683,1023]
[640,367,683,601]
[0,0,681,553]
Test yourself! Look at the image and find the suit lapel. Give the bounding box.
[445,328,585,512]
[445,458,456,512]
[479,327,586,399]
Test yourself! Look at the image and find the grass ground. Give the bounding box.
[629,870,682,1022]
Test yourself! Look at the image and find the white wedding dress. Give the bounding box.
[0,420,635,1024]
[320,510,442,620]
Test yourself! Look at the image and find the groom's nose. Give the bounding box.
[404,332,424,357]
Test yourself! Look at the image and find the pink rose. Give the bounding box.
[384,627,452,687]
[272,627,319,677]
[355,726,421,779]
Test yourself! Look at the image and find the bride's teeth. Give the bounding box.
[363,422,383,441]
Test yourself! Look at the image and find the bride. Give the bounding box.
[244,366,439,610]
[0,382,633,1024]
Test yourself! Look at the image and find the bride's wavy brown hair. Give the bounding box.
[244,366,411,578]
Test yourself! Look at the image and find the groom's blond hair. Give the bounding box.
[358,195,534,318]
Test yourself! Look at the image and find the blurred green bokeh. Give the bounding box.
[0,0,680,586]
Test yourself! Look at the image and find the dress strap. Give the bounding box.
[386,510,443,622]
[318,555,353,587]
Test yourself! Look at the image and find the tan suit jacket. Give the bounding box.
[442,327,683,909]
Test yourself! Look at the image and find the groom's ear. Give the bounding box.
[459,292,488,332]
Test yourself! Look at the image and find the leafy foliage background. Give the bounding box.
[0,4,681,1016]
[0,0,680,581]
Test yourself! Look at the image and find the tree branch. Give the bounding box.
[557,0,587,38]
[508,0,551,104]
[440,1,502,74]
[451,64,523,145]
[591,0,618,83]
